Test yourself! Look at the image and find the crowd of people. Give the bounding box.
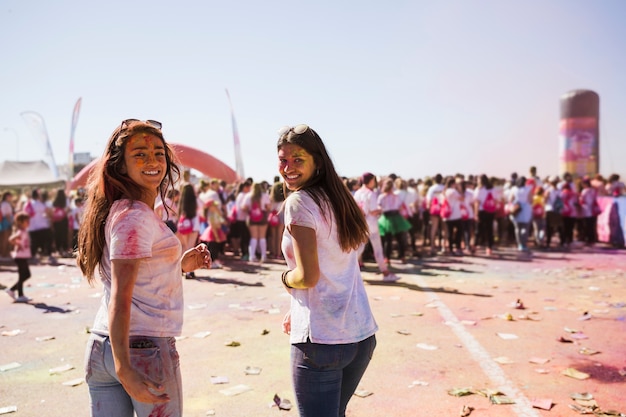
[1,168,624,269]
[346,168,625,263]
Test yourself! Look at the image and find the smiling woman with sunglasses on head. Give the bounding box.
[277,124,378,417]
[77,119,211,417]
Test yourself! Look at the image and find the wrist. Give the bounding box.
[281,270,294,289]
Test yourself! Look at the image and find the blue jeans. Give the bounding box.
[291,335,376,417]
[84,333,182,417]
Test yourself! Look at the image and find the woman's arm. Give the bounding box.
[283,224,320,289]
[109,259,170,404]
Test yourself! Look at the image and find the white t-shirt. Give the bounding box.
[353,185,380,234]
[91,199,184,338]
[282,190,378,345]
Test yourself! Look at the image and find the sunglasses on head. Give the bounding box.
[278,124,309,137]
[121,119,162,130]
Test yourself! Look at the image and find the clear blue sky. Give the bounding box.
[1,0,625,184]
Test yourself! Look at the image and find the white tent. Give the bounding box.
[0,160,65,189]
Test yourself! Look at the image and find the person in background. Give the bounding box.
[426,174,445,255]
[5,211,32,303]
[0,191,15,259]
[51,188,71,257]
[243,182,271,262]
[155,188,180,233]
[508,176,533,252]
[559,182,578,249]
[605,173,625,196]
[231,181,252,260]
[442,177,463,255]
[579,178,599,246]
[25,189,52,262]
[277,124,378,417]
[199,200,227,269]
[353,172,400,282]
[531,186,546,248]
[177,183,201,279]
[71,197,85,253]
[267,179,285,259]
[77,119,210,417]
[543,176,563,249]
[378,178,412,264]
[473,174,496,255]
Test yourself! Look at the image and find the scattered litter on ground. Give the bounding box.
[562,367,591,380]
[460,405,474,416]
[529,357,550,364]
[416,343,438,350]
[0,405,17,415]
[62,378,84,387]
[496,332,518,340]
[353,389,373,398]
[408,380,429,388]
[35,335,55,342]
[49,364,74,375]
[219,384,252,396]
[531,398,553,410]
[396,329,411,335]
[210,376,229,384]
[192,331,212,338]
[244,366,262,375]
[0,362,21,372]
[224,341,240,347]
[273,394,293,410]
[493,356,514,364]
[1,329,25,337]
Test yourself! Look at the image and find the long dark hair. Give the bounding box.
[277,125,368,252]
[77,120,180,283]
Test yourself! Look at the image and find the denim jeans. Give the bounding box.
[291,335,376,417]
[84,333,182,417]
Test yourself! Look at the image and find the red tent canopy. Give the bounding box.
[69,143,240,190]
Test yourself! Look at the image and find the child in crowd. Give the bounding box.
[71,197,85,253]
[5,212,33,302]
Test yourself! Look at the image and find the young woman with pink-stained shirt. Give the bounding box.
[77,119,211,417]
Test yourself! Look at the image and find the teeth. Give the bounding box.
[144,170,159,175]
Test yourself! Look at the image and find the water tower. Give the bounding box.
[559,89,599,178]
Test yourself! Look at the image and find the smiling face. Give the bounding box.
[123,133,167,204]
[278,143,317,191]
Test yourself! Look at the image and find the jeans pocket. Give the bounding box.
[130,343,164,384]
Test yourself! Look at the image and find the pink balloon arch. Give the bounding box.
[69,143,240,190]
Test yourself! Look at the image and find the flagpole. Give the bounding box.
[68,98,82,178]
[225,89,244,180]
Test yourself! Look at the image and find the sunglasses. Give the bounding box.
[277,124,309,137]
[121,119,162,130]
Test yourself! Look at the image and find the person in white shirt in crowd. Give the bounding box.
[353,172,400,282]
[425,174,446,255]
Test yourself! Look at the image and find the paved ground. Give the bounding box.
[1,245,625,417]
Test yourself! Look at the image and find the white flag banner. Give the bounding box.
[21,111,59,178]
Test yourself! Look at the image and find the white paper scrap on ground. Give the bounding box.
[416,343,438,350]
[219,384,252,396]
[0,362,21,372]
[0,405,18,414]
[49,364,74,374]
[62,378,84,387]
[496,332,519,340]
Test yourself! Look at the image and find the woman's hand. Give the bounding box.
[282,311,291,335]
[181,243,211,272]
[117,366,170,404]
